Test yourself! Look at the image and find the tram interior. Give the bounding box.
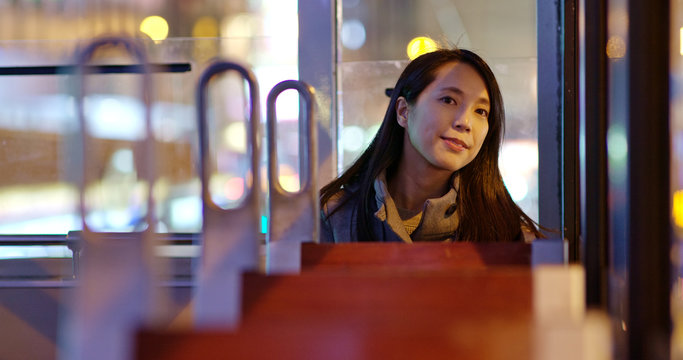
[0,0,680,359]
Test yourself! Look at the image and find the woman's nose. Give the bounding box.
[453,111,471,132]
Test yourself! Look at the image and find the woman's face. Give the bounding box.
[396,61,490,174]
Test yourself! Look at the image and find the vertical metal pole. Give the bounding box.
[627,0,672,357]
[298,0,338,188]
[564,0,580,262]
[580,0,608,308]
[537,0,565,244]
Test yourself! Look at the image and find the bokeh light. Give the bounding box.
[341,19,366,50]
[223,122,247,153]
[140,16,169,41]
[193,16,219,38]
[504,173,529,202]
[341,125,366,152]
[278,164,300,192]
[606,36,626,59]
[407,36,438,60]
[224,177,245,201]
[674,190,683,228]
[607,125,628,163]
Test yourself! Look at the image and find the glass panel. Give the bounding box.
[338,60,406,170]
[0,1,300,257]
[338,0,539,221]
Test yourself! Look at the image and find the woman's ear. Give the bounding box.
[396,96,409,128]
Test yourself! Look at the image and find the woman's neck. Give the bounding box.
[387,160,453,212]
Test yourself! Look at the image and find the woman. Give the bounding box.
[320,48,543,243]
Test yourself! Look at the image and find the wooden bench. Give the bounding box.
[137,264,533,359]
[301,242,531,271]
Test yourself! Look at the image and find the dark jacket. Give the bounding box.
[320,173,460,243]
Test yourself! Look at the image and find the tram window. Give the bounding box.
[0,0,539,253]
[337,0,539,222]
[0,1,300,259]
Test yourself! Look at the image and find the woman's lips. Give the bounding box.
[442,137,469,151]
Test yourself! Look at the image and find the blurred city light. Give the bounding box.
[193,16,219,38]
[504,173,529,202]
[341,19,366,50]
[606,36,626,59]
[607,125,628,163]
[499,141,538,202]
[84,95,145,141]
[341,125,365,152]
[111,148,135,174]
[140,15,169,41]
[407,36,437,60]
[224,177,246,201]
[674,190,683,228]
[169,196,202,231]
[365,124,381,144]
[222,13,255,38]
[278,163,300,192]
[223,122,247,153]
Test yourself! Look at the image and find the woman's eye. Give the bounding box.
[440,97,456,105]
[476,108,489,117]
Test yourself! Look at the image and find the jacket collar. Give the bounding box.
[373,171,460,243]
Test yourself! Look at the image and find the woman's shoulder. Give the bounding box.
[322,189,347,215]
[320,185,362,244]
[322,182,361,216]
[521,226,536,243]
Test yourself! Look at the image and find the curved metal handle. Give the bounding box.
[194,60,261,327]
[265,80,318,274]
[196,60,261,210]
[68,36,162,360]
[74,36,154,233]
[266,80,317,195]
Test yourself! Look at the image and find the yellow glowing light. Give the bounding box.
[606,36,626,59]
[140,16,169,41]
[674,190,683,228]
[193,16,219,38]
[278,164,300,192]
[407,37,438,60]
[223,122,247,153]
[279,174,300,192]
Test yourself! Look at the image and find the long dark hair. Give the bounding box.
[320,48,543,242]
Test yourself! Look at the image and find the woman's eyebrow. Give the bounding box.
[440,86,490,105]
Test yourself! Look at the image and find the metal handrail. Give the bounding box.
[194,59,261,328]
[0,233,199,246]
[68,36,163,360]
[74,37,155,233]
[265,80,318,274]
